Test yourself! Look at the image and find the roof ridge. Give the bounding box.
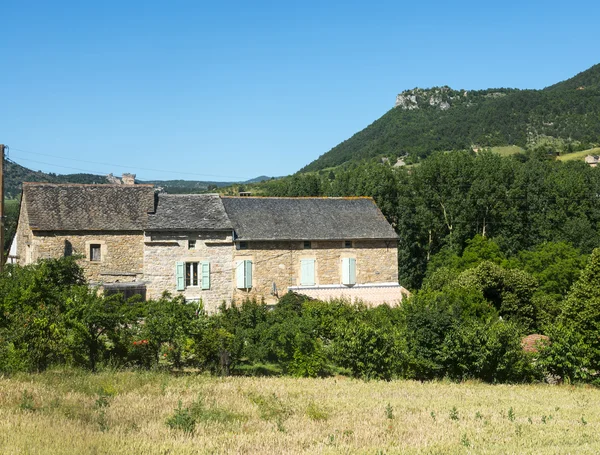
[22,182,154,188]
[221,196,374,200]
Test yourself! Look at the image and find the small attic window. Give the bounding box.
[344,240,353,248]
[188,240,196,249]
[90,244,101,262]
[304,241,312,249]
[239,241,248,250]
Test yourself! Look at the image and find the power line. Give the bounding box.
[9,147,252,181]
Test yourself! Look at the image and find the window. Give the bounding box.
[90,244,101,262]
[344,240,353,249]
[188,240,196,249]
[303,241,311,249]
[239,241,248,250]
[186,262,199,287]
[236,260,252,289]
[176,261,210,290]
[342,258,356,286]
[300,259,315,286]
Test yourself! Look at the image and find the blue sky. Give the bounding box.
[1,0,599,181]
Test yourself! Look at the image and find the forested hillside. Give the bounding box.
[4,159,108,199]
[302,63,600,172]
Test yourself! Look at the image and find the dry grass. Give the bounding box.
[557,147,600,162]
[0,370,599,454]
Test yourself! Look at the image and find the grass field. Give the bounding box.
[490,145,525,156]
[0,370,599,454]
[557,147,600,162]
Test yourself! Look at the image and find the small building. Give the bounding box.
[585,155,599,167]
[12,183,405,311]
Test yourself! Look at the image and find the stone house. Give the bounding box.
[14,183,154,298]
[12,183,405,311]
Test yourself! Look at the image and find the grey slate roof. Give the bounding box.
[23,183,155,231]
[222,197,398,241]
[147,194,232,231]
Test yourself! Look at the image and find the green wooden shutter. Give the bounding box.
[244,260,253,289]
[176,262,185,291]
[236,260,245,289]
[301,259,315,286]
[348,258,356,285]
[342,258,356,285]
[201,262,210,290]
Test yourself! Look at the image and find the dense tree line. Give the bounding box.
[263,150,600,289]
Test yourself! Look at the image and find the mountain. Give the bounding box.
[4,158,108,199]
[4,158,272,199]
[301,64,600,172]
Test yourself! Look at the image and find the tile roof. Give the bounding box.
[23,183,155,231]
[222,197,398,241]
[147,194,232,231]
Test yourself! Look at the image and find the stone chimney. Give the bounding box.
[122,173,136,185]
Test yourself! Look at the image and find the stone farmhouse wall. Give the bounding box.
[15,202,144,283]
[232,239,398,305]
[143,231,234,312]
[33,231,144,284]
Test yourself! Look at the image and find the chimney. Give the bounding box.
[122,173,136,185]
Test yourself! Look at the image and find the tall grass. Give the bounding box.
[0,370,599,454]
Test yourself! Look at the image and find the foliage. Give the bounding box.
[559,248,600,369]
[536,324,592,383]
[301,64,600,172]
[0,256,597,384]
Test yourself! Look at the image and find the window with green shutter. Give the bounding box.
[176,262,185,291]
[342,257,356,286]
[300,259,315,286]
[236,260,252,289]
[201,261,210,290]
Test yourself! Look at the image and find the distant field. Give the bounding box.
[1,370,599,454]
[557,147,600,162]
[490,145,525,156]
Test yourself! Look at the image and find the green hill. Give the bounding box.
[4,158,108,200]
[301,63,600,172]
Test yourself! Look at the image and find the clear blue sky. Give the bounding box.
[2,0,599,181]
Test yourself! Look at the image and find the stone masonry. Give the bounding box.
[30,231,144,283]
[232,239,398,305]
[143,231,234,312]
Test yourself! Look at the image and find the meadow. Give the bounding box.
[0,370,598,454]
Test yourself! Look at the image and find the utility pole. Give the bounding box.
[0,144,4,273]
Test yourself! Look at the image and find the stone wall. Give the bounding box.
[232,240,398,305]
[143,231,234,312]
[15,199,32,265]
[30,230,145,284]
[288,283,410,307]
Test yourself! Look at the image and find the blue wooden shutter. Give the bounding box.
[301,259,315,286]
[176,262,185,291]
[201,262,210,290]
[244,260,253,289]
